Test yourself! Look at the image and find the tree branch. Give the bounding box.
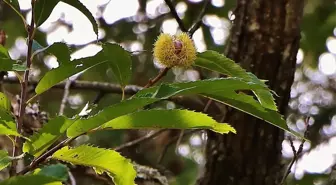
[163,0,188,32]
[11,0,36,175]
[188,0,211,36]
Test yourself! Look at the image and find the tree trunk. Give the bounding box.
[198,0,304,185]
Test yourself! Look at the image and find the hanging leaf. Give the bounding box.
[35,51,107,95]
[102,43,132,88]
[101,109,236,134]
[67,98,159,137]
[52,145,136,185]
[23,116,75,157]
[0,174,62,185]
[0,150,11,171]
[194,51,277,111]
[0,45,26,71]
[34,164,69,182]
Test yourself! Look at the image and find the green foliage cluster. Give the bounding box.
[0,1,301,185]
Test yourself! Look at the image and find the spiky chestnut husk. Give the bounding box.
[153,32,197,68]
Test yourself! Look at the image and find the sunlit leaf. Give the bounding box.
[34,164,69,182]
[194,51,277,110]
[52,145,136,185]
[0,174,61,185]
[23,116,75,157]
[67,98,159,137]
[0,92,11,111]
[102,43,132,88]
[102,109,236,134]
[0,108,22,137]
[0,150,11,171]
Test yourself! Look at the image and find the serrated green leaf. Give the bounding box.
[62,0,98,37]
[23,116,75,157]
[34,164,69,182]
[102,43,132,88]
[194,51,277,111]
[35,51,107,95]
[34,0,59,26]
[0,45,26,71]
[67,98,159,137]
[101,109,235,134]
[52,145,136,185]
[133,79,301,139]
[0,92,11,111]
[0,150,11,171]
[135,78,266,98]
[0,174,62,185]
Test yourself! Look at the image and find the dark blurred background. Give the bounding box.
[0,0,336,184]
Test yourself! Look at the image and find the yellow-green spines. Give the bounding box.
[153,32,197,68]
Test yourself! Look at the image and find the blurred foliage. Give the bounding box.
[0,0,335,184]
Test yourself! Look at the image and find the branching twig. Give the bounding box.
[144,67,171,88]
[163,0,188,32]
[188,0,211,36]
[11,0,36,175]
[280,117,311,185]
[114,129,167,151]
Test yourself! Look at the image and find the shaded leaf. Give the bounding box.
[32,42,71,65]
[52,145,136,185]
[102,109,236,134]
[34,164,69,182]
[0,174,61,185]
[34,0,59,26]
[194,51,277,110]
[67,98,159,137]
[35,51,107,95]
[0,150,11,171]
[23,116,75,157]
[102,43,132,87]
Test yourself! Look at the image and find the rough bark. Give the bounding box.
[198,0,304,185]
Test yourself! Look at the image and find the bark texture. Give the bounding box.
[198,0,304,185]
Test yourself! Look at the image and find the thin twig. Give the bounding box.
[114,129,167,151]
[11,0,36,175]
[144,67,171,88]
[188,0,211,36]
[59,80,72,115]
[163,0,188,32]
[280,117,310,185]
[68,171,77,185]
